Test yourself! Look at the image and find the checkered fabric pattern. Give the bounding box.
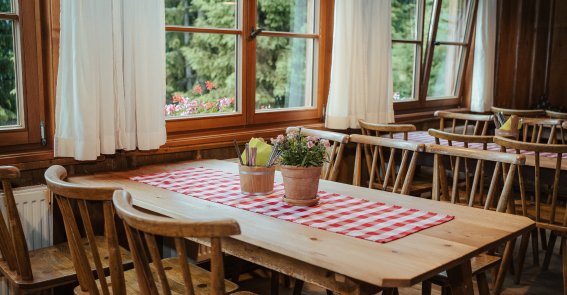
[395,131,567,159]
[131,167,454,243]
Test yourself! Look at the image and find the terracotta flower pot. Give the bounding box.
[280,165,322,206]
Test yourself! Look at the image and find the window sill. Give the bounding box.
[0,121,325,169]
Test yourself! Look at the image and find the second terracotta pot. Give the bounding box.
[280,165,322,206]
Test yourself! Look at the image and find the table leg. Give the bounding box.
[446,260,474,295]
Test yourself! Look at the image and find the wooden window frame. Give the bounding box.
[165,0,332,134]
[0,0,45,148]
[393,0,478,114]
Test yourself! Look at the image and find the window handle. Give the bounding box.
[249,27,264,40]
[434,41,441,46]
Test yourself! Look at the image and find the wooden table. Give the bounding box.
[70,160,534,295]
[397,131,567,170]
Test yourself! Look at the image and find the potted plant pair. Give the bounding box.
[271,129,330,206]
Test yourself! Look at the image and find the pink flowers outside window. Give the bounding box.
[165,80,236,117]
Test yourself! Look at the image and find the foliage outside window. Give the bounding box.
[0,0,20,128]
[164,0,318,121]
[391,0,475,105]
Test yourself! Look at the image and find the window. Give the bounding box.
[164,0,329,132]
[0,0,43,147]
[392,0,477,110]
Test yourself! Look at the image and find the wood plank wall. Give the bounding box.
[493,0,566,110]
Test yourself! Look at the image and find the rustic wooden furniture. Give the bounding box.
[286,127,349,182]
[357,121,431,196]
[349,134,425,195]
[519,118,563,144]
[434,111,494,135]
[398,131,567,171]
[424,144,526,295]
[495,136,567,290]
[428,129,494,201]
[68,159,535,295]
[358,120,416,140]
[45,165,240,295]
[0,166,126,294]
[491,106,546,118]
[113,190,252,295]
[546,110,567,143]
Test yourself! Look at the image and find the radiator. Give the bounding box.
[0,185,53,294]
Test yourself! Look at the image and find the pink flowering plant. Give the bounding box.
[164,80,235,116]
[271,129,330,167]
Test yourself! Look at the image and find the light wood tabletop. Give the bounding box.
[69,160,534,295]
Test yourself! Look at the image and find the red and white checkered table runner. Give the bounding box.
[396,131,567,159]
[131,167,454,243]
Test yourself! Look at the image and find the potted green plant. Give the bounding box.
[271,129,330,206]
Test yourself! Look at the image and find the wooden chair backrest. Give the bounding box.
[0,166,32,281]
[286,127,349,181]
[425,144,525,211]
[349,134,425,195]
[491,106,546,118]
[113,190,240,295]
[435,111,494,135]
[44,165,125,295]
[546,110,567,120]
[494,136,567,231]
[358,120,416,140]
[519,118,563,144]
[428,128,493,148]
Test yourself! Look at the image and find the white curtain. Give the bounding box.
[55,0,166,161]
[325,0,394,130]
[470,0,496,112]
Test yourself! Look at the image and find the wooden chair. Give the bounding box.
[358,119,416,139]
[424,144,526,295]
[547,110,567,143]
[428,129,494,204]
[286,127,349,181]
[350,134,425,195]
[491,106,546,118]
[44,165,242,295]
[520,117,564,144]
[0,166,122,294]
[434,111,494,135]
[495,136,567,290]
[113,190,253,295]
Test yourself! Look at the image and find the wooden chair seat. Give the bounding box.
[371,180,432,196]
[0,236,132,292]
[515,201,566,229]
[75,257,243,295]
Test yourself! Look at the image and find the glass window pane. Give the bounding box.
[392,43,417,101]
[436,0,471,42]
[165,32,237,117]
[257,0,316,34]
[0,20,19,127]
[391,0,418,40]
[0,0,12,13]
[165,0,237,29]
[256,36,315,110]
[427,45,464,98]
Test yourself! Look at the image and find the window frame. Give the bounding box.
[0,0,44,147]
[392,0,478,113]
[164,0,330,133]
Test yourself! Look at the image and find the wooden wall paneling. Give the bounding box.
[494,0,555,109]
[549,0,567,108]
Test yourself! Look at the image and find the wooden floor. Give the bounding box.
[236,235,564,294]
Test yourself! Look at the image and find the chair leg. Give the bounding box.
[476,272,490,295]
[515,232,530,284]
[292,279,304,295]
[441,285,452,295]
[326,290,334,295]
[543,232,558,271]
[270,271,279,295]
[421,281,432,295]
[494,240,515,295]
[563,237,567,295]
[531,228,540,266]
[540,228,548,251]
